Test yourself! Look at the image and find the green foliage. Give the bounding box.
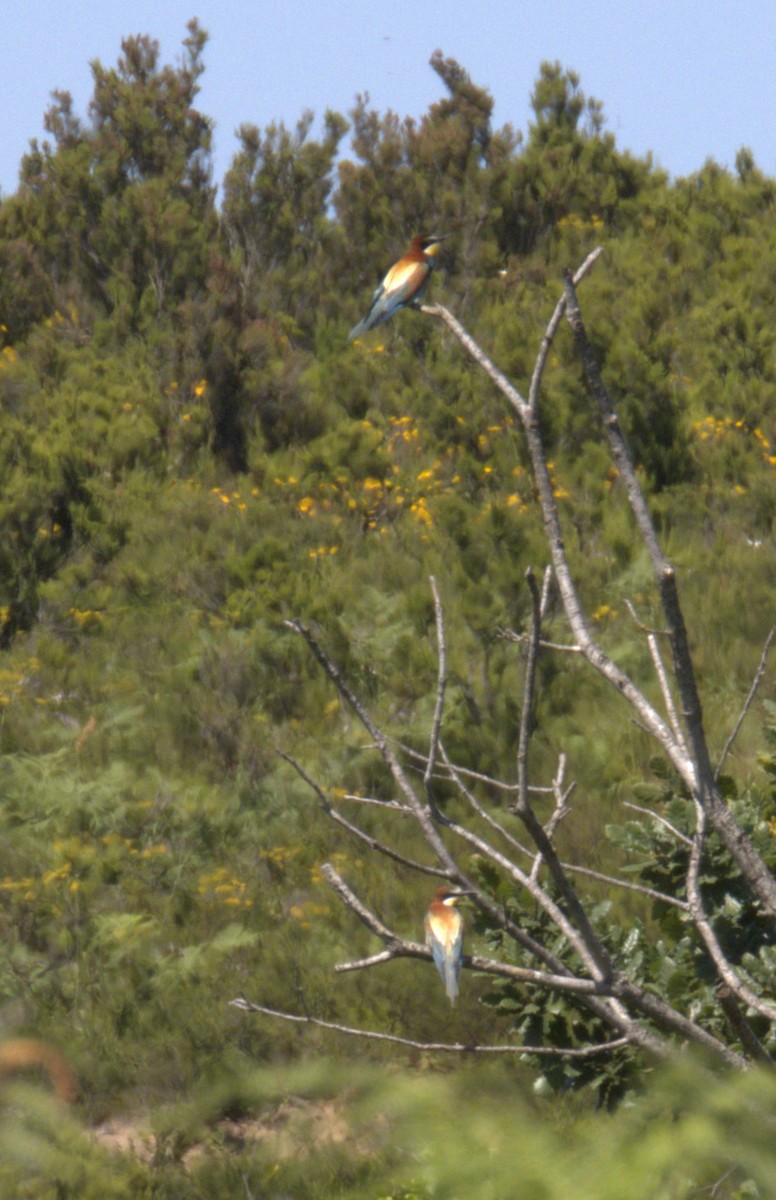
[2,1059,776,1198]
[0,20,775,1196]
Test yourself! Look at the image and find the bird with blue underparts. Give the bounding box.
[348,234,447,342]
[424,885,472,1005]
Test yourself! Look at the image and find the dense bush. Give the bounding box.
[0,22,774,1198]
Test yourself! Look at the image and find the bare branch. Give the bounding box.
[546,756,573,842]
[531,757,573,884]
[685,799,776,1023]
[516,566,545,811]
[715,626,775,781]
[505,574,619,984]
[284,619,461,877]
[562,273,776,919]
[322,863,405,942]
[615,978,747,1068]
[423,304,691,810]
[401,740,520,794]
[716,985,775,1065]
[279,753,442,877]
[624,599,689,757]
[439,741,533,857]
[320,865,604,996]
[440,748,685,911]
[342,793,413,812]
[623,802,693,847]
[229,998,631,1057]
[424,575,447,814]
[647,631,690,757]
[335,949,397,972]
[421,303,530,417]
[563,862,689,911]
[498,628,583,654]
[527,246,605,413]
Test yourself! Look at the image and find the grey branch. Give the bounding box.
[562,272,776,920]
[715,626,775,781]
[229,998,630,1057]
[528,246,605,413]
[424,574,447,814]
[623,802,693,847]
[685,798,776,1023]
[279,752,441,877]
[624,599,689,756]
[273,256,769,1072]
[320,864,601,995]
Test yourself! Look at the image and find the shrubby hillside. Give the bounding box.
[0,21,774,1199]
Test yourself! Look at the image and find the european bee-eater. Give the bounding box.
[424,885,471,1005]
[348,234,447,341]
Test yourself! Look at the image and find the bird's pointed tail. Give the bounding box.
[348,318,368,343]
[444,960,459,1005]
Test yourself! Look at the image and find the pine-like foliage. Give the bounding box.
[0,25,775,1198]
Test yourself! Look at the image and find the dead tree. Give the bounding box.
[233,250,775,1070]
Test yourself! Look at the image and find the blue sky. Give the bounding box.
[3,1,776,198]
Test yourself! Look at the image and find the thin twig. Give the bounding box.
[278,753,442,877]
[625,598,689,755]
[516,567,544,811]
[498,628,583,654]
[715,626,775,781]
[563,862,689,911]
[527,246,605,413]
[398,740,520,793]
[647,632,690,756]
[342,793,413,812]
[424,575,447,814]
[441,748,686,910]
[284,619,461,876]
[229,998,630,1057]
[439,741,533,858]
[623,802,693,847]
[531,757,573,884]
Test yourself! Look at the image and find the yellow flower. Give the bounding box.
[42,863,73,886]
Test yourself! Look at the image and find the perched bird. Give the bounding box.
[348,234,447,341]
[424,885,471,1005]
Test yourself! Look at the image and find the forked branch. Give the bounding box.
[233,255,773,1073]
